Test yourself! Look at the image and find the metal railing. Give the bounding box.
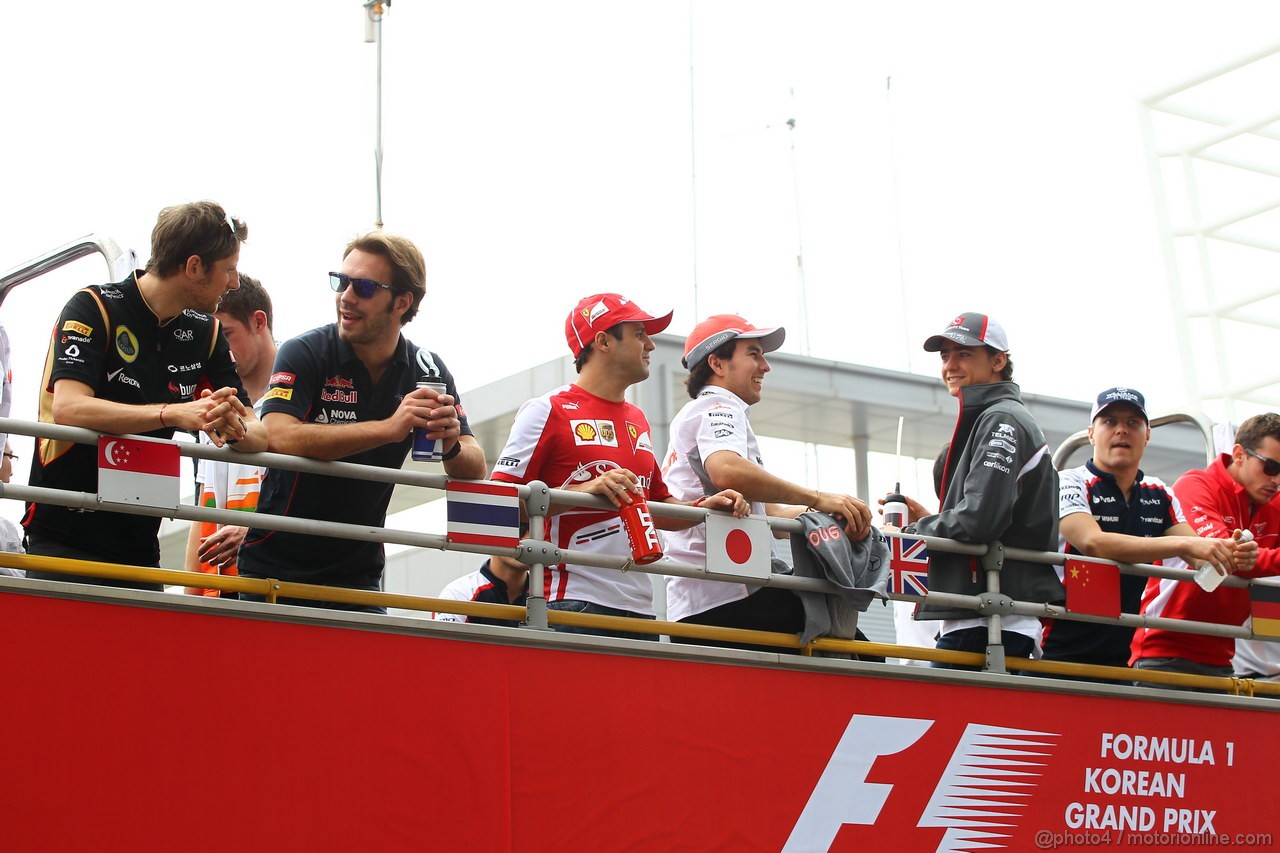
[2,415,1279,697]
[0,234,133,307]
[1052,411,1218,470]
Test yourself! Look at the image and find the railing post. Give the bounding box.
[981,540,1006,674]
[522,481,553,630]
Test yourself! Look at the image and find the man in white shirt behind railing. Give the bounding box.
[183,273,278,597]
[660,314,872,651]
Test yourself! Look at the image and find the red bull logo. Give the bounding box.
[321,388,358,404]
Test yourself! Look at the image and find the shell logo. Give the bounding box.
[575,422,598,442]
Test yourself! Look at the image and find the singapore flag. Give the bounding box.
[97,436,180,509]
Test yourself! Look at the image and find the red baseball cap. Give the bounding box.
[565,293,673,358]
[682,314,786,368]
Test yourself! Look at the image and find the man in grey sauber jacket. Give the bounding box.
[897,312,1062,663]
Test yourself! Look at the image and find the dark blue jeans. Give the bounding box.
[932,627,1034,670]
[237,591,386,615]
[546,599,658,641]
[24,535,163,592]
[671,587,806,654]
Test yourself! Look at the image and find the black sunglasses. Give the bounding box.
[1245,447,1280,477]
[329,272,396,299]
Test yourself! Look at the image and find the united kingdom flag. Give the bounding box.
[890,535,930,597]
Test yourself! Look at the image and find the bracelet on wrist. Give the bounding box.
[158,404,168,428]
[441,440,463,461]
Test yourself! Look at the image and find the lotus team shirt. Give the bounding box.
[25,273,245,566]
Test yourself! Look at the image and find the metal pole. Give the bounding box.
[363,0,389,229]
[981,541,1007,674]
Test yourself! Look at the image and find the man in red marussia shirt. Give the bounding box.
[1131,414,1274,680]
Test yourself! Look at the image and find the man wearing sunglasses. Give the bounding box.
[1042,387,1240,673]
[1132,414,1274,682]
[236,232,486,611]
[24,201,266,589]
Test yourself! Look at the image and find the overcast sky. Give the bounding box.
[3,1,1279,520]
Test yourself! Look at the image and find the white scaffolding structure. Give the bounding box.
[1141,43,1280,422]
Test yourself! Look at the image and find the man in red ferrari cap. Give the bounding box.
[661,314,872,645]
[490,294,747,639]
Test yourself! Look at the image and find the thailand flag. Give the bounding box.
[446,481,521,548]
[97,436,181,509]
[890,535,929,597]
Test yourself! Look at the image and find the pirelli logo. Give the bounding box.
[264,387,293,401]
[62,320,93,336]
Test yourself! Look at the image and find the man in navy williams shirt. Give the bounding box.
[1043,387,1237,671]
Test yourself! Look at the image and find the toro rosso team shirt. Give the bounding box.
[1041,460,1184,667]
[491,384,671,615]
[25,273,246,566]
[237,324,473,589]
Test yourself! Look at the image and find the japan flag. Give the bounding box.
[97,436,181,510]
[704,514,771,581]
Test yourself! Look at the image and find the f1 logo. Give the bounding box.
[783,715,1058,852]
[783,715,933,852]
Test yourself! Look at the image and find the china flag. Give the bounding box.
[97,436,181,509]
[1063,558,1121,618]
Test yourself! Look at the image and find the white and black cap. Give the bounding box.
[922,312,1009,353]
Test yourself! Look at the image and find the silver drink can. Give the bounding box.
[412,380,448,462]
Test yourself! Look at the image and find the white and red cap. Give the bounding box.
[682,314,786,369]
[565,293,673,358]
[923,312,1009,353]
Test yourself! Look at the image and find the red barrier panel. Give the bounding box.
[1,592,1275,852]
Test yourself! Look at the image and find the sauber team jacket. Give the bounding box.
[914,381,1064,620]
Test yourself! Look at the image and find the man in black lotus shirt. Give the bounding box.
[237,232,487,612]
[25,201,266,589]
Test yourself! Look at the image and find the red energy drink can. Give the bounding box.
[620,496,663,565]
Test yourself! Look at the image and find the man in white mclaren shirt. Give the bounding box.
[661,314,871,647]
